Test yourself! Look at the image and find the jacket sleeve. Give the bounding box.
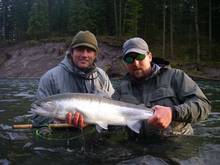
[104,75,115,97]
[36,71,56,99]
[32,71,56,125]
[111,85,121,100]
[97,68,115,97]
[172,70,211,123]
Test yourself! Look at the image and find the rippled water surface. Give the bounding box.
[0,78,219,165]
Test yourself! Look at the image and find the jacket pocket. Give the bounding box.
[148,87,178,106]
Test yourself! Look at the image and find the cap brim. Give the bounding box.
[72,43,97,52]
[124,48,147,57]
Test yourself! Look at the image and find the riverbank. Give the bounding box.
[0,40,219,80]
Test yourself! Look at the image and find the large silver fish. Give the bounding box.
[31,93,153,133]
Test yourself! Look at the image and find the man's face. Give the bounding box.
[125,52,152,79]
[71,46,96,69]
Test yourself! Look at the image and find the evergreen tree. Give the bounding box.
[27,0,49,40]
[123,0,142,36]
[0,0,219,62]
[0,0,15,40]
[67,0,95,34]
[13,0,32,40]
[140,0,164,42]
[86,0,107,34]
[48,0,70,35]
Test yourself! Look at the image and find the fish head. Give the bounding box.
[31,101,60,118]
[40,101,57,111]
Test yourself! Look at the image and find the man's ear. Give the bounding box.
[148,52,153,62]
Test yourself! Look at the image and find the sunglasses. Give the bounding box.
[123,53,146,64]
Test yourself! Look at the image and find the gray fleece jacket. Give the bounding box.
[32,53,114,125]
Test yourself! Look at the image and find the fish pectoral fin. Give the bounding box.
[95,122,108,133]
[95,125,102,133]
[97,122,108,129]
[127,120,142,134]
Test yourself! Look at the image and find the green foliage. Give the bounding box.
[87,0,107,34]
[27,0,49,40]
[0,0,219,62]
[48,0,70,35]
[67,0,95,34]
[123,0,142,36]
[13,0,31,40]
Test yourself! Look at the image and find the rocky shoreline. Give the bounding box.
[0,41,219,80]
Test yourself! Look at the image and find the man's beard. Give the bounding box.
[133,69,145,79]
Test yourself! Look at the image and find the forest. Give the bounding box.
[0,0,220,62]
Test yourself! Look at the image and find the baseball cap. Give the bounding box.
[122,37,149,57]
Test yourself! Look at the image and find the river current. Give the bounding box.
[0,78,219,165]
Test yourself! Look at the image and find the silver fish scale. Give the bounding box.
[31,93,153,133]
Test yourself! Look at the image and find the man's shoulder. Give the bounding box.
[160,66,184,75]
[40,65,63,79]
[96,66,106,73]
[96,67,109,78]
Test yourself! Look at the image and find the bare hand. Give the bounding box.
[148,105,172,129]
[66,112,87,128]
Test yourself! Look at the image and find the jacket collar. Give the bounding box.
[124,63,162,84]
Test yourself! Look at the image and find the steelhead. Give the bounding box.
[31,93,153,133]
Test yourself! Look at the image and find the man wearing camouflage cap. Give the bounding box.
[33,31,114,128]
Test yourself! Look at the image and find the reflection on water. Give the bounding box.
[0,78,220,165]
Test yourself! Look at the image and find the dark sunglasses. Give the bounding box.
[123,53,146,64]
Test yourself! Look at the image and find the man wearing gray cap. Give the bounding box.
[113,37,211,136]
[33,30,114,129]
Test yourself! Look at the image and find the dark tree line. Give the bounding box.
[0,0,220,61]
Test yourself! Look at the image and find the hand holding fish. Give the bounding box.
[66,112,87,128]
[148,105,172,129]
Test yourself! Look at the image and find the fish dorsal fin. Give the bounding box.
[127,120,142,134]
[95,122,108,133]
[95,125,102,133]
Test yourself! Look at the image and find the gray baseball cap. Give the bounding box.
[122,37,149,57]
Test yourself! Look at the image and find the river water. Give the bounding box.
[0,78,219,165]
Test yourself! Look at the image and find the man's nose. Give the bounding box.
[133,59,139,65]
[81,49,89,56]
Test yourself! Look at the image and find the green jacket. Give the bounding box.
[32,53,114,125]
[113,63,211,136]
